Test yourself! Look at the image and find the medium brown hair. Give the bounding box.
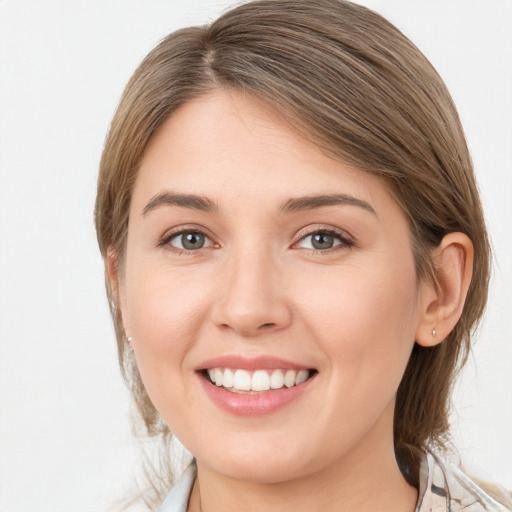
[95,0,490,489]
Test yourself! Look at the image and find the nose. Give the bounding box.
[211,247,293,337]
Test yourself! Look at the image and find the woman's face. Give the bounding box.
[118,90,431,483]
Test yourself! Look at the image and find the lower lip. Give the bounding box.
[198,373,315,416]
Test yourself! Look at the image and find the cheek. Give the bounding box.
[122,263,212,407]
[294,255,419,383]
[126,262,208,346]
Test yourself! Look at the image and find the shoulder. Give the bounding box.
[416,451,510,512]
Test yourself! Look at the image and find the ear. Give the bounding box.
[106,248,131,336]
[415,232,474,347]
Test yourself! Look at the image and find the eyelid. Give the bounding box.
[293,225,354,251]
[157,224,353,253]
[158,224,218,251]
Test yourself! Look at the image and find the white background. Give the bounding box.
[0,1,510,511]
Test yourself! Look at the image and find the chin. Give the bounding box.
[192,434,322,484]
[207,456,306,484]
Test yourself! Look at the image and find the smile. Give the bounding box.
[197,356,318,415]
[206,368,311,393]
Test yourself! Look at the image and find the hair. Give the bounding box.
[95,0,491,504]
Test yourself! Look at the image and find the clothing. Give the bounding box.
[158,451,508,512]
[159,463,196,512]
[414,452,508,511]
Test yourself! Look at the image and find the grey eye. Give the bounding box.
[170,231,211,250]
[311,233,335,250]
[297,230,349,251]
[182,232,205,250]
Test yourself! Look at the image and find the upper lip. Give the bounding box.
[196,355,314,371]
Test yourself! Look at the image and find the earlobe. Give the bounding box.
[416,233,474,347]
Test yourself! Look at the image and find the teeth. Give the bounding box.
[223,368,234,388]
[270,369,284,389]
[206,368,311,392]
[252,370,270,392]
[284,369,296,388]
[233,369,252,391]
[214,368,223,387]
[295,369,309,385]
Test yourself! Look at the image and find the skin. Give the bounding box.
[109,90,473,512]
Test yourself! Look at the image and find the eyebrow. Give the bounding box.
[141,191,376,217]
[142,192,218,216]
[280,194,376,215]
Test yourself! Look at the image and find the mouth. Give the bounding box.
[201,367,317,394]
[196,356,318,415]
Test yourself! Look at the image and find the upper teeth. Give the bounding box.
[207,368,310,392]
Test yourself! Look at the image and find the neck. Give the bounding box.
[188,412,418,512]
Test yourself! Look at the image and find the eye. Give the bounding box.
[166,230,214,251]
[296,229,352,251]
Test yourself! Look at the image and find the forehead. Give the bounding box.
[134,89,396,216]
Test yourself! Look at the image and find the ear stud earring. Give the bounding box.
[432,304,438,338]
[126,336,134,351]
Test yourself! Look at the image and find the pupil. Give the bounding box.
[182,232,205,250]
[312,233,333,249]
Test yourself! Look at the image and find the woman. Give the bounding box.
[94,1,510,510]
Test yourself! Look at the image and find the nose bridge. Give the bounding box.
[213,240,291,336]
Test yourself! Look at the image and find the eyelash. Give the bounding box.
[158,226,354,254]
[158,226,215,254]
[294,227,354,253]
